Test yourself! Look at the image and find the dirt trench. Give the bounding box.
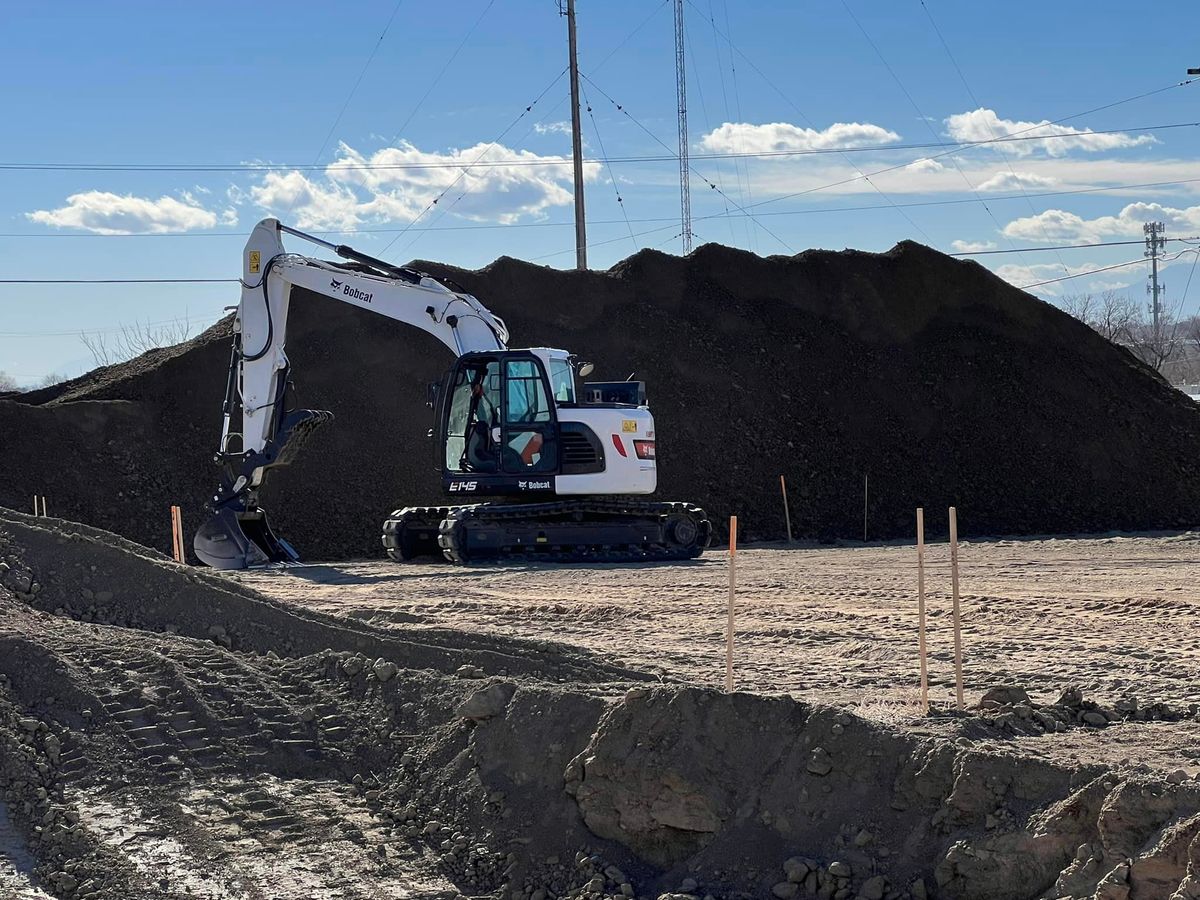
[2,509,1200,900]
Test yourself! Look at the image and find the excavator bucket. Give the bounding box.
[193,505,298,570]
[193,409,333,569]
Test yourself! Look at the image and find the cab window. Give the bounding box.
[548,358,575,403]
[505,360,551,424]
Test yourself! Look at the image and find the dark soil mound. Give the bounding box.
[3,240,1199,560]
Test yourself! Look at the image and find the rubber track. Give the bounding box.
[381,506,453,562]
[436,499,711,564]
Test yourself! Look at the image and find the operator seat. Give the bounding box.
[465,421,498,472]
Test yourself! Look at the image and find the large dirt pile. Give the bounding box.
[3,510,1200,899]
[4,240,1200,560]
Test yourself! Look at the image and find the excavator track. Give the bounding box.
[381,506,452,562]
[382,500,711,565]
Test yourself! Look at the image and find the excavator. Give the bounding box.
[193,218,711,570]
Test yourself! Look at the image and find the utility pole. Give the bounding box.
[673,0,693,253]
[1144,220,1166,341]
[562,0,588,270]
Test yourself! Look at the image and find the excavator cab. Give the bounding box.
[436,350,562,495]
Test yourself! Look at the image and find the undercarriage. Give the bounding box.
[382,499,711,564]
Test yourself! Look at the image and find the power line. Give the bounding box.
[580,71,794,251]
[9,173,1200,240]
[376,68,568,257]
[1016,259,1146,289]
[917,0,1073,280]
[0,278,236,285]
[736,79,1199,213]
[385,0,497,148]
[310,0,407,169]
[691,0,933,244]
[951,237,1200,256]
[4,121,1192,172]
[840,0,1043,277]
[580,81,639,251]
[0,313,213,338]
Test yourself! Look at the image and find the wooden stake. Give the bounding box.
[863,473,869,542]
[40,496,47,518]
[170,506,183,563]
[33,495,38,516]
[779,475,793,543]
[725,515,738,693]
[949,506,964,710]
[916,508,929,714]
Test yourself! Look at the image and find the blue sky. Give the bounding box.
[4,1,1200,384]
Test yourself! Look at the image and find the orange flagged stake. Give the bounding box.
[916,508,929,714]
[949,506,964,710]
[725,515,738,692]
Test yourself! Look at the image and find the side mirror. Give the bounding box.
[577,361,595,377]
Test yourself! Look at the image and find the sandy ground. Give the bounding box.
[237,532,1200,771]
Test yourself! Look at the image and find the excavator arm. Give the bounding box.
[194,218,508,569]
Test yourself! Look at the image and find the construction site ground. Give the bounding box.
[6,510,1200,900]
[236,532,1200,774]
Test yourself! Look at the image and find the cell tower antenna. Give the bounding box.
[673,0,693,254]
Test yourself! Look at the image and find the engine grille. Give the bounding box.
[560,429,599,466]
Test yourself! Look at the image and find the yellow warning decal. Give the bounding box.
[249,250,261,274]
[622,420,638,433]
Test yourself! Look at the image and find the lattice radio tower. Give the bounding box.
[673,0,693,253]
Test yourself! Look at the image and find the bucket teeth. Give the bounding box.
[194,506,297,570]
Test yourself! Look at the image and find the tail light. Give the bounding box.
[633,440,656,460]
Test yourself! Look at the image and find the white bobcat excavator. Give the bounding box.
[193,218,711,569]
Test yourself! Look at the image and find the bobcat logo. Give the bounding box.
[330,278,342,290]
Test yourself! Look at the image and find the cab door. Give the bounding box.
[500,356,558,475]
[440,356,502,475]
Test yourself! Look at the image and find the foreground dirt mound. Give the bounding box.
[3,512,1200,899]
[5,241,1200,560]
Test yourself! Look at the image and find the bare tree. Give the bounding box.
[1060,292,1097,327]
[80,315,195,368]
[0,371,19,392]
[1060,290,1188,374]
[1093,290,1140,345]
[34,372,67,389]
[1061,290,1139,344]
[1127,303,1185,375]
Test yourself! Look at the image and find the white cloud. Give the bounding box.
[976,171,1058,191]
[249,171,365,231]
[951,239,996,252]
[249,139,598,230]
[944,108,1156,158]
[699,121,900,154]
[906,158,944,173]
[1001,201,1200,243]
[27,191,219,234]
[992,259,1118,295]
[534,121,572,136]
